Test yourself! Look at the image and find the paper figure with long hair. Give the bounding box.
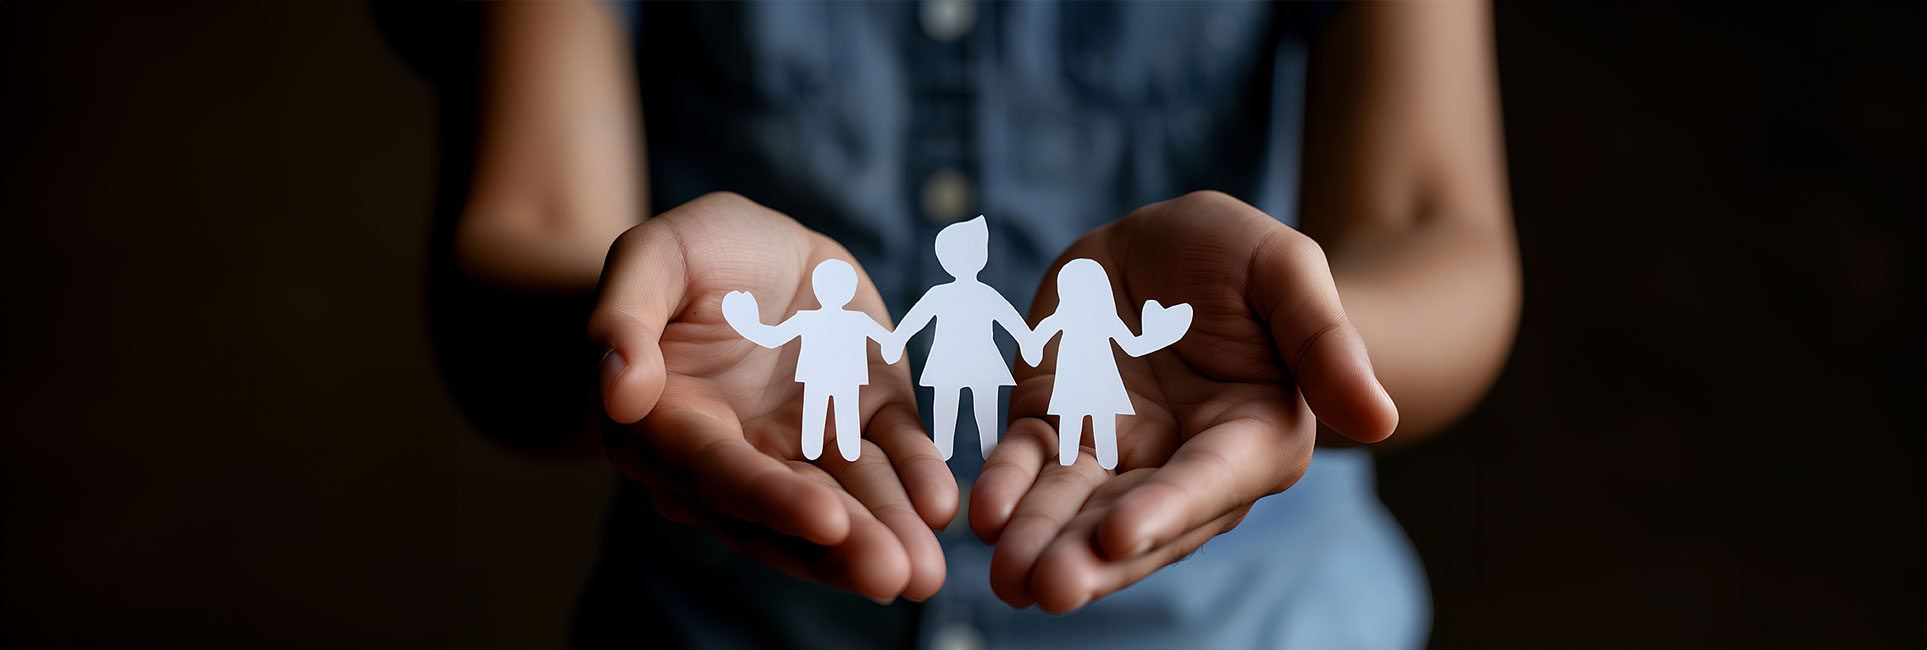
[721,259,899,461]
[1023,258,1193,469]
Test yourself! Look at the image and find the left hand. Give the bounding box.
[969,191,1400,612]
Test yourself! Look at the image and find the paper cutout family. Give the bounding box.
[722,216,1192,469]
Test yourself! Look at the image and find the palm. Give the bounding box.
[656,238,906,463]
[592,193,952,602]
[1107,216,1316,473]
[972,191,1394,613]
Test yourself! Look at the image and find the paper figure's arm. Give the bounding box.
[862,314,903,364]
[991,297,1041,363]
[884,293,939,356]
[721,290,802,349]
[1021,313,1063,366]
[1116,300,1193,358]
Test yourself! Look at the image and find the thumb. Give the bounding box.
[588,223,688,424]
[1250,229,1399,443]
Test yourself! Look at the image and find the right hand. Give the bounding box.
[589,192,954,602]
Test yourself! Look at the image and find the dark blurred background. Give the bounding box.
[1,2,1920,649]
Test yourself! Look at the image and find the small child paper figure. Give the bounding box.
[887,216,1034,460]
[722,259,899,462]
[1023,258,1193,470]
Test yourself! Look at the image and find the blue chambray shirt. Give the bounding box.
[578,3,1428,648]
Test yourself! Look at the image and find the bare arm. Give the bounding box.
[1299,0,1521,443]
[457,0,645,293]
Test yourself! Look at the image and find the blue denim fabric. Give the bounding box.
[578,3,1428,648]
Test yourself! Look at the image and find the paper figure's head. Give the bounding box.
[934,215,988,278]
[812,259,858,308]
[1056,258,1114,311]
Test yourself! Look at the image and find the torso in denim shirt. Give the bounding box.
[577,3,1428,649]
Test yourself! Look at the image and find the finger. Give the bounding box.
[1092,415,1312,561]
[817,440,946,602]
[1030,498,1245,614]
[649,483,903,600]
[643,485,837,585]
[866,401,958,531]
[587,221,688,424]
[631,400,850,545]
[647,485,864,585]
[1250,226,1399,443]
[986,446,1110,608]
[968,415,1055,544]
[787,462,917,602]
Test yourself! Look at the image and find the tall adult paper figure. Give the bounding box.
[888,216,1034,460]
[721,259,899,461]
[1023,258,1193,469]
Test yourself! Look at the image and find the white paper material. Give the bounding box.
[722,216,1191,469]
[723,259,895,461]
[1021,258,1192,469]
[887,216,1031,460]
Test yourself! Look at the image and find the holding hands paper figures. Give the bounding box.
[722,259,899,461]
[721,216,1191,467]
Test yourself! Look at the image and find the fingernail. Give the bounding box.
[868,595,896,606]
[600,349,626,389]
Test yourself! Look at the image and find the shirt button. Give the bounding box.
[931,621,986,650]
[921,167,976,225]
[921,0,976,43]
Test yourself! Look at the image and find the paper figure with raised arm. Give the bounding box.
[1023,258,1193,469]
[886,216,1035,460]
[722,259,899,462]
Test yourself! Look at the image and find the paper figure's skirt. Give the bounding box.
[1046,381,1134,418]
[917,367,1015,388]
[917,341,1014,388]
[1047,405,1135,418]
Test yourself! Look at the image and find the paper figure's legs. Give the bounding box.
[932,389,959,460]
[832,385,861,461]
[801,385,828,460]
[1059,415,1086,467]
[1093,415,1118,470]
[972,385,999,459]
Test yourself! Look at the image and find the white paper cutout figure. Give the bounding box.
[887,216,1034,460]
[722,259,899,461]
[1022,258,1193,470]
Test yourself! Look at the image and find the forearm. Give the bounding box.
[459,0,645,293]
[1299,0,1516,444]
[1326,217,1519,442]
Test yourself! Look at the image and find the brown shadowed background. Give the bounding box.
[1,2,1920,649]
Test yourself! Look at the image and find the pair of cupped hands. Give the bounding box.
[590,191,1398,612]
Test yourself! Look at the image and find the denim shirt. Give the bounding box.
[577,3,1427,648]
